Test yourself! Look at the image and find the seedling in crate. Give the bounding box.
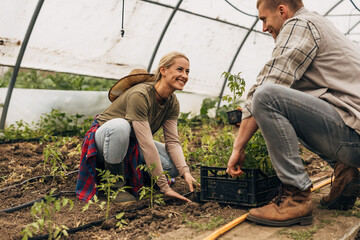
[82,168,128,225]
[21,189,74,240]
[221,71,246,125]
[243,131,274,175]
[137,163,166,208]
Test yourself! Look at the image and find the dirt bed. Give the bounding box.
[0,139,358,240]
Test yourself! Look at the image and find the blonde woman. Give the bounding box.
[76,51,198,204]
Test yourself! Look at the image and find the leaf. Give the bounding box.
[116,212,125,219]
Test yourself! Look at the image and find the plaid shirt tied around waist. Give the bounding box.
[75,119,144,202]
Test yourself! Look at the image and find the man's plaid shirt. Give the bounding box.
[243,15,321,119]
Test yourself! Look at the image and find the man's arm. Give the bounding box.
[226,116,259,177]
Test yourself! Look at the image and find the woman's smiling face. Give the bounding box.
[160,57,190,91]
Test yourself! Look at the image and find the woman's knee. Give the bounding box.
[103,118,131,137]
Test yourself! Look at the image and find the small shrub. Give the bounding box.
[0,68,115,91]
[0,110,94,141]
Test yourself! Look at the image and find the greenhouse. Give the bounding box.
[1,0,360,239]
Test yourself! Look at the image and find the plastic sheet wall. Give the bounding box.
[0,0,359,124]
[0,88,209,127]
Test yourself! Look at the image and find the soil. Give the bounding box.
[0,138,359,240]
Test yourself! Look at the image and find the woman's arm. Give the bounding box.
[162,120,190,176]
[163,120,198,191]
[132,121,171,193]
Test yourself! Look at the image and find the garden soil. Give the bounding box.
[0,139,359,240]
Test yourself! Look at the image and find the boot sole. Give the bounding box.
[112,199,137,206]
[247,214,313,227]
[320,180,360,210]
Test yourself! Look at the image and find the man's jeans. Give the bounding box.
[94,118,179,178]
[252,84,360,190]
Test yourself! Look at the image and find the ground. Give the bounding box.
[0,138,359,240]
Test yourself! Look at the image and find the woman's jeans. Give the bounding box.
[94,118,179,178]
[252,84,360,190]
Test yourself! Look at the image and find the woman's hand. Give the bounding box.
[183,172,200,192]
[164,189,191,202]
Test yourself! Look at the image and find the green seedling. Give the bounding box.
[21,189,73,240]
[221,71,246,110]
[43,141,68,181]
[137,163,166,208]
[83,168,128,222]
[83,194,127,229]
[115,212,128,229]
[243,131,274,174]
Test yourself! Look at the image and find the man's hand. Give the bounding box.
[226,116,258,177]
[164,189,191,202]
[183,171,200,192]
[226,148,246,177]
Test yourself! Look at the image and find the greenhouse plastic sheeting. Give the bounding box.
[0,88,209,127]
[1,0,359,98]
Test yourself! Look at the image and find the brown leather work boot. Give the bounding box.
[247,184,313,227]
[320,162,360,210]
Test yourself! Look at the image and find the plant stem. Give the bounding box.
[106,184,110,220]
[233,90,236,109]
[48,215,52,240]
[151,178,154,208]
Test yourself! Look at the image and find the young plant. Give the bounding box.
[83,168,128,222]
[243,131,274,174]
[221,71,246,110]
[0,109,94,142]
[115,212,128,229]
[137,163,166,208]
[21,189,74,240]
[43,141,68,180]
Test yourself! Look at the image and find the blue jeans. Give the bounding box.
[94,118,179,178]
[252,84,360,190]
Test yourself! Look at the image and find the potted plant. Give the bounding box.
[221,71,246,125]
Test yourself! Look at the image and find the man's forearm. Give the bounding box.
[233,116,259,152]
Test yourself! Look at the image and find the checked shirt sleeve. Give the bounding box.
[242,18,321,119]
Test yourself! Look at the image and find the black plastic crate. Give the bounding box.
[200,166,280,207]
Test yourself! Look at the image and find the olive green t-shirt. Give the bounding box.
[97,82,180,135]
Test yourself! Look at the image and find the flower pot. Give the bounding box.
[226,109,242,125]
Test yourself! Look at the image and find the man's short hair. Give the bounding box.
[257,0,304,11]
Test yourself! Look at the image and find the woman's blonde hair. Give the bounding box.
[154,51,189,82]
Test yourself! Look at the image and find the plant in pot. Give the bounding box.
[221,71,246,125]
